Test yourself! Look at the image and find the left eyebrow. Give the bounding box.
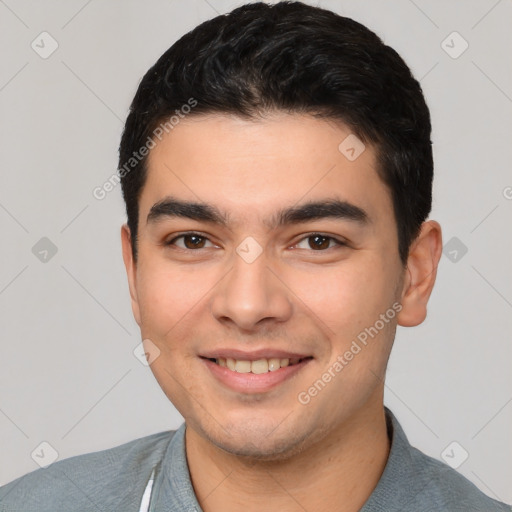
[145,196,369,229]
[269,199,370,228]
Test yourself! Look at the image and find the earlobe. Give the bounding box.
[120,224,141,326]
[397,220,442,327]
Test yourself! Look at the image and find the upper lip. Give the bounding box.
[200,348,312,361]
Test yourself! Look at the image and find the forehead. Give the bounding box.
[141,113,391,226]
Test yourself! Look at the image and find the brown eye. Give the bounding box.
[168,234,214,249]
[294,234,344,251]
[308,235,332,250]
[183,235,206,249]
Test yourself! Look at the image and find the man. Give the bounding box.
[1,2,509,511]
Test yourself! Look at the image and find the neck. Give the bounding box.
[185,402,390,512]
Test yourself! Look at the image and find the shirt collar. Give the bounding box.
[150,422,201,511]
[360,407,418,511]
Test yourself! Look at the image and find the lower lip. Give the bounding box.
[202,358,312,394]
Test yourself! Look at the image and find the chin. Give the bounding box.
[217,435,304,461]
[199,416,318,462]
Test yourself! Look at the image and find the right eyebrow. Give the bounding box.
[146,197,229,226]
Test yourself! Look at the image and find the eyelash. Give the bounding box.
[165,232,347,251]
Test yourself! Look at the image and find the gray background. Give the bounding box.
[0,0,511,504]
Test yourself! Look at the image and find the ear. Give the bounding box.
[397,220,442,327]
[121,224,141,326]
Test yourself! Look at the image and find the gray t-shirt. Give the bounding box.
[0,409,509,511]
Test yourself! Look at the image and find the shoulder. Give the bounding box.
[405,443,510,512]
[0,430,176,512]
[365,409,511,512]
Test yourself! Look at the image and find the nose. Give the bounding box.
[210,251,293,332]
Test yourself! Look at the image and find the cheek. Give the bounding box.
[135,257,213,338]
[283,256,393,336]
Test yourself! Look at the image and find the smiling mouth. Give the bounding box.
[203,356,313,374]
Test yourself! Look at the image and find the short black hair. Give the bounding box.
[119,1,433,264]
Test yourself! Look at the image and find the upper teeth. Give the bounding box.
[216,357,300,374]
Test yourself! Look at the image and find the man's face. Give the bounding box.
[122,113,407,458]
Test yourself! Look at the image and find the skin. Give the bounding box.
[121,112,442,511]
